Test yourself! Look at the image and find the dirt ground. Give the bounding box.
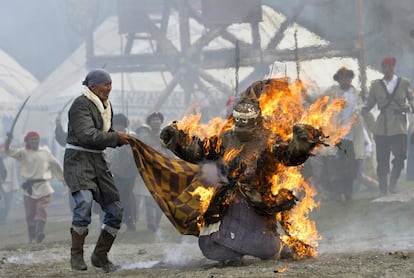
[2,180,414,278]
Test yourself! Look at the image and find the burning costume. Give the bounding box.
[160,94,325,262]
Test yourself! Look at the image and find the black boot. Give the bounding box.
[28,225,36,243]
[35,220,45,243]
[70,228,88,271]
[91,229,118,272]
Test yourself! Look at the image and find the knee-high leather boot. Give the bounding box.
[70,228,88,270]
[91,229,118,272]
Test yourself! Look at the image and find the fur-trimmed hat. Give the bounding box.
[333,67,354,81]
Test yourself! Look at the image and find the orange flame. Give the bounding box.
[177,79,350,259]
[223,148,242,163]
[272,166,320,258]
[274,264,289,273]
[175,114,229,140]
[190,186,215,229]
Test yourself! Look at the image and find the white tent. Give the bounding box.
[0,49,39,136]
[13,5,382,145]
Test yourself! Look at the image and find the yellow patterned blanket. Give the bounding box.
[129,137,201,236]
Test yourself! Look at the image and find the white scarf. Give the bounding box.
[83,87,112,132]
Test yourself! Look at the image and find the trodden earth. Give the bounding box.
[1,179,414,278]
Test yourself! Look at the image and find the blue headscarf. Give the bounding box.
[82,69,112,87]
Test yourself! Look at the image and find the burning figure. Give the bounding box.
[160,83,327,263]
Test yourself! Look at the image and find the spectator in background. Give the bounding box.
[407,111,414,184]
[55,112,67,148]
[319,67,371,202]
[0,147,8,224]
[54,113,76,212]
[135,112,164,233]
[0,144,19,225]
[4,131,64,243]
[106,113,138,232]
[362,56,414,195]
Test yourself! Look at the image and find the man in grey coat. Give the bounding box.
[64,69,132,272]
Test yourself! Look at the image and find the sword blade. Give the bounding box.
[7,95,31,138]
[58,97,74,116]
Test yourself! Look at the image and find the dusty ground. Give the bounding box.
[1,180,414,278]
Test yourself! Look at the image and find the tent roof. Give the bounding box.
[0,49,38,117]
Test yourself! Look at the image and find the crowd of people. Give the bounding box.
[0,55,413,271]
[297,56,413,203]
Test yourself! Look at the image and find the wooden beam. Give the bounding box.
[150,70,183,112]
[197,69,233,95]
[355,0,368,99]
[266,2,305,50]
[88,41,358,73]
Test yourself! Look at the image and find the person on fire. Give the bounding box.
[160,90,326,264]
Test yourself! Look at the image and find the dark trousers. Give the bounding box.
[144,196,162,232]
[321,140,359,201]
[0,190,15,224]
[374,134,407,193]
[113,175,137,227]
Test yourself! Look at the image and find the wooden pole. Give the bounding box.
[355,0,368,100]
